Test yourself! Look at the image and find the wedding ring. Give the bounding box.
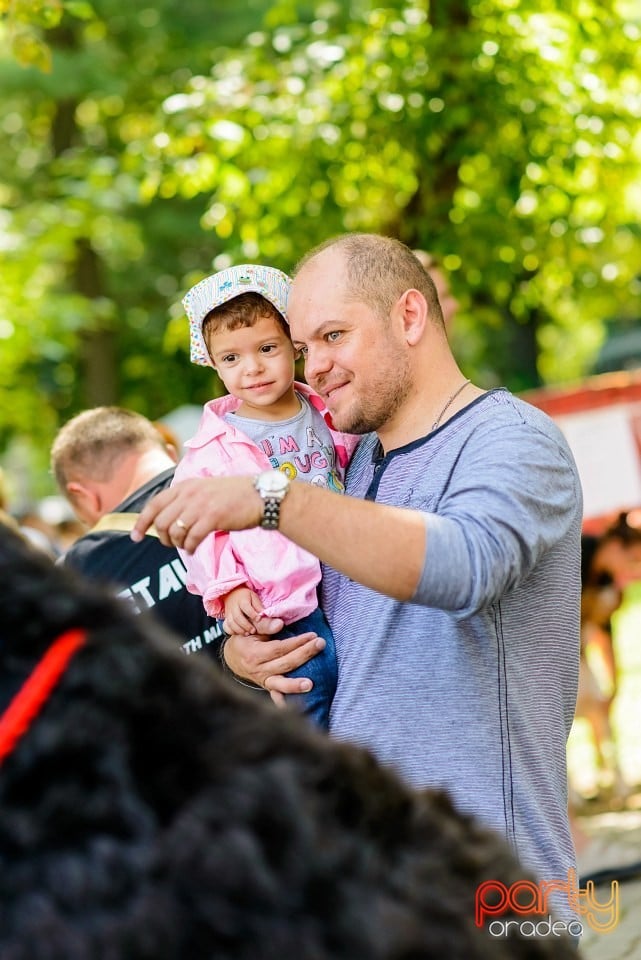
[175,518,188,531]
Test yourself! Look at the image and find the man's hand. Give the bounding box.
[223,630,325,703]
[223,586,265,636]
[130,476,261,552]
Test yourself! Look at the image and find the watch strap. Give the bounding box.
[261,497,282,530]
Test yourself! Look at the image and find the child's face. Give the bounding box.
[206,313,297,416]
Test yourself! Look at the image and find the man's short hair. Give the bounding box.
[51,407,167,490]
[295,233,445,327]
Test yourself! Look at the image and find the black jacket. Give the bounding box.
[62,469,223,660]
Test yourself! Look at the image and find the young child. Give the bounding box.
[175,264,359,728]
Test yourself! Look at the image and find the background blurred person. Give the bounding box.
[412,248,459,333]
[51,406,223,660]
[576,513,641,802]
[0,468,20,534]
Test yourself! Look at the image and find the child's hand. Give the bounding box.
[223,587,264,635]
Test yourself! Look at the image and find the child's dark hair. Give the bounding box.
[202,292,290,358]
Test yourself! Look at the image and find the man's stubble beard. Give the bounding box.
[334,351,413,436]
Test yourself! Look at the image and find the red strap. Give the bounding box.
[0,627,87,764]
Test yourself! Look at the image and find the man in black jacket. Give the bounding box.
[51,406,222,659]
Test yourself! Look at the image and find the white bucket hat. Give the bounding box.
[183,264,292,367]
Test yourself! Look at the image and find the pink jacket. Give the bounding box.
[172,383,360,623]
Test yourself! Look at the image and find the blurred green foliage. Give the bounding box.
[1,0,640,487]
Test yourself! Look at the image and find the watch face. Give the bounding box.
[259,470,289,493]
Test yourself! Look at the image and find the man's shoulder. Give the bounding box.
[61,525,142,568]
[461,390,572,450]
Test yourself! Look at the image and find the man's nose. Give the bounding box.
[304,345,332,384]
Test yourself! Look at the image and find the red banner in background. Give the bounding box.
[522,371,641,534]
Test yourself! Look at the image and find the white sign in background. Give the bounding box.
[555,403,641,520]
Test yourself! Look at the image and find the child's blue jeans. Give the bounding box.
[277,606,337,729]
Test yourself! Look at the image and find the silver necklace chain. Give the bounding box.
[431,379,471,431]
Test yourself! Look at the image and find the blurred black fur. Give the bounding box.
[0,524,578,959]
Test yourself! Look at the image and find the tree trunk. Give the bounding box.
[75,238,119,405]
[51,24,118,407]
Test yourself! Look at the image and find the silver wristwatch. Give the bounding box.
[254,470,290,529]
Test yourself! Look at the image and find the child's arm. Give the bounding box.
[223,586,265,636]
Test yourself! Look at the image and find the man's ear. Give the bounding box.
[65,481,102,526]
[396,288,428,346]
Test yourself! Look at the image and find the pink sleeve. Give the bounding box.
[172,446,248,618]
[178,530,249,619]
[181,527,321,623]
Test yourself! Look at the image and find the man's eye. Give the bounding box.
[295,345,308,358]
[327,331,342,342]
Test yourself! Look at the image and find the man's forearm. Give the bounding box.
[279,482,425,601]
[131,474,426,600]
